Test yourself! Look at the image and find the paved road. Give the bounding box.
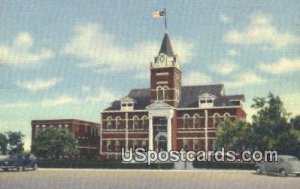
[0,169,299,189]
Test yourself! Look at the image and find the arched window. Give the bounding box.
[107,117,112,129]
[133,140,138,150]
[157,86,164,100]
[193,114,201,128]
[183,114,190,128]
[35,125,40,135]
[183,139,188,150]
[133,116,139,129]
[142,116,148,130]
[107,140,111,151]
[115,140,120,152]
[213,113,221,128]
[163,86,169,100]
[193,140,199,151]
[116,116,121,129]
[224,113,231,122]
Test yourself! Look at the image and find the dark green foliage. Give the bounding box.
[216,93,300,157]
[38,160,174,169]
[0,132,8,154]
[0,131,25,155]
[31,128,79,160]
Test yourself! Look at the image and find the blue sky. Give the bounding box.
[0,0,299,150]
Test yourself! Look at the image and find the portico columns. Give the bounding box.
[148,115,153,150]
[167,116,172,151]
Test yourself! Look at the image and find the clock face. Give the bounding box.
[159,56,165,63]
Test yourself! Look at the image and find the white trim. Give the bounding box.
[205,110,208,152]
[156,72,169,76]
[177,106,242,110]
[102,138,149,140]
[102,130,149,133]
[156,81,169,85]
[102,110,148,113]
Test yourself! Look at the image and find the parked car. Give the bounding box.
[255,155,300,176]
[0,154,38,172]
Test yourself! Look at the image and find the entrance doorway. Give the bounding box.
[157,135,167,151]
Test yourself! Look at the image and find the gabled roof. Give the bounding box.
[159,33,175,57]
[104,84,244,111]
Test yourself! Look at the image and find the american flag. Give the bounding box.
[153,10,165,18]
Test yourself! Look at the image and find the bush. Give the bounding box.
[38,160,174,169]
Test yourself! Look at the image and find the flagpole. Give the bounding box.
[164,8,167,33]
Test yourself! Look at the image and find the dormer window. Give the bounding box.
[230,100,241,106]
[120,96,135,111]
[198,93,216,108]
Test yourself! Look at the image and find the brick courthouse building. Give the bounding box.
[100,33,246,160]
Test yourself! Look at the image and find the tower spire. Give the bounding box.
[159,33,174,57]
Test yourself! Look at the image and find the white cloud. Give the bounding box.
[219,14,230,23]
[224,72,266,87]
[41,95,79,107]
[211,59,239,75]
[227,49,239,56]
[63,23,194,72]
[16,78,62,92]
[85,88,116,104]
[258,57,300,75]
[0,32,54,66]
[224,13,300,49]
[0,101,32,108]
[183,71,213,86]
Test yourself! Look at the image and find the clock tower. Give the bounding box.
[150,33,182,107]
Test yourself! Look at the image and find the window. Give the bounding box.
[163,86,169,100]
[193,140,199,151]
[133,140,138,150]
[224,113,231,122]
[133,116,139,129]
[142,116,148,130]
[120,97,135,111]
[107,140,112,151]
[198,93,216,108]
[115,140,121,152]
[156,86,169,100]
[213,113,221,128]
[183,139,188,150]
[212,140,217,151]
[116,116,121,129]
[35,125,40,135]
[193,114,201,128]
[42,125,46,131]
[183,114,190,128]
[107,117,112,129]
[142,140,147,150]
[58,124,62,129]
[157,86,164,100]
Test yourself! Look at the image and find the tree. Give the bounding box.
[291,115,300,130]
[216,120,253,151]
[31,128,79,159]
[0,132,8,154]
[7,131,24,154]
[216,93,300,157]
[251,93,291,151]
